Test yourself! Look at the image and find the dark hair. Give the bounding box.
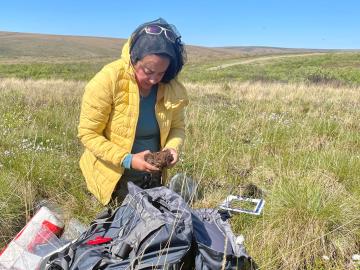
[130,18,186,83]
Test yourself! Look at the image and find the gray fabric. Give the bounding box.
[192,209,254,270]
[44,184,255,270]
[45,182,193,269]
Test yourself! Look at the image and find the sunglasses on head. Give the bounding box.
[143,25,178,43]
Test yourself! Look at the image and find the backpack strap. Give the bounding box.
[41,240,74,269]
[109,207,165,259]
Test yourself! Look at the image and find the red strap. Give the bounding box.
[86,236,112,245]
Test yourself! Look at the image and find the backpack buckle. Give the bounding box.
[86,236,112,245]
[110,242,133,259]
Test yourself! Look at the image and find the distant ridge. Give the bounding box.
[211,46,337,54]
[0,31,125,60]
[0,31,347,63]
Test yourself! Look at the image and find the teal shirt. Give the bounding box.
[122,85,160,170]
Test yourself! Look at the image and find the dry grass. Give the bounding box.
[181,81,360,269]
[0,77,85,101]
[184,80,360,102]
[1,78,359,269]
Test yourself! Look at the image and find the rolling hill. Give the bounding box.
[0,31,338,63]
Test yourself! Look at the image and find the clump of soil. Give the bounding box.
[144,149,174,170]
[241,183,264,198]
[144,150,174,186]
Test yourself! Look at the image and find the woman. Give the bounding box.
[77,18,188,205]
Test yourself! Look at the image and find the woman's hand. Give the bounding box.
[163,148,178,167]
[131,150,160,172]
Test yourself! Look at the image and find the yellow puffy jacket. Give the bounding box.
[78,40,189,205]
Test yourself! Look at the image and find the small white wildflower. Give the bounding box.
[352,254,360,261]
[4,150,11,156]
[283,119,291,125]
[322,255,330,261]
[269,113,279,121]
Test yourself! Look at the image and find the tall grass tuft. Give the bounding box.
[1,78,359,269]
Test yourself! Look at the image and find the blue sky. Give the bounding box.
[1,0,359,49]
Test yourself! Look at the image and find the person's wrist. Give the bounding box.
[122,154,133,169]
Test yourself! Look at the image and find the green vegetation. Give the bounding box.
[0,80,100,235]
[0,62,105,81]
[180,81,360,269]
[1,78,359,269]
[181,52,360,85]
[1,51,360,269]
[2,52,359,86]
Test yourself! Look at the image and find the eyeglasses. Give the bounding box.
[143,25,178,43]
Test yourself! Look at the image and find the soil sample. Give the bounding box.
[144,149,174,187]
[144,149,174,170]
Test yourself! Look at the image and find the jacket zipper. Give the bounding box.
[128,84,140,154]
[155,84,163,149]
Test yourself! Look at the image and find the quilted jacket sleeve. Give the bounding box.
[164,105,186,152]
[77,67,127,166]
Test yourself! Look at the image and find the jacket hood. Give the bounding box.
[121,39,132,66]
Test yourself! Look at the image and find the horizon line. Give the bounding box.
[0,29,359,51]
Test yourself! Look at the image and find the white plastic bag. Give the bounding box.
[0,206,64,269]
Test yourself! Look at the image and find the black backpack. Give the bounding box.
[43,183,255,270]
[44,182,193,269]
[192,209,256,270]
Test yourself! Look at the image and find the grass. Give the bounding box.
[0,62,106,81]
[0,79,102,232]
[178,81,360,269]
[1,32,359,267]
[2,53,360,86]
[181,52,360,85]
[0,54,360,269]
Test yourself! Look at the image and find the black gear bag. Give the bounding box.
[43,182,255,269]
